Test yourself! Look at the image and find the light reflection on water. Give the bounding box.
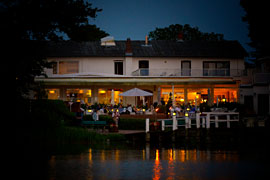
[48,145,267,180]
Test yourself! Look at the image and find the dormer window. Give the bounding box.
[101,36,116,46]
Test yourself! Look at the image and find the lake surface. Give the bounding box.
[44,143,268,180]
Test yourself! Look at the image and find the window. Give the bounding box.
[214,88,237,103]
[139,60,149,76]
[114,61,123,75]
[203,61,230,76]
[46,89,60,100]
[98,89,123,104]
[181,61,191,76]
[51,62,57,74]
[59,61,79,74]
[66,89,92,104]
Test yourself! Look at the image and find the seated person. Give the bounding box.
[127,105,132,114]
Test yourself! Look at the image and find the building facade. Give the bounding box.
[240,57,270,115]
[36,38,247,108]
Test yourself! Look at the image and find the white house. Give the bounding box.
[36,37,248,108]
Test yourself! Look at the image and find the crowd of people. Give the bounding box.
[69,100,199,123]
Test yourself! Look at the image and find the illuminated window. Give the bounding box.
[187,88,208,105]
[59,61,79,74]
[161,88,184,105]
[98,89,123,104]
[66,89,92,104]
[46,89,60,100]
[214,88,238,103]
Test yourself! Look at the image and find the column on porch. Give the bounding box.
[172,84,175,107]
[207,87,214,106]
[59,87,66,101]
[184,87,188,105]
[91,86,98,104]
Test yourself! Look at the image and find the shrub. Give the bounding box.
[118,118,145,130]
[31,99,76,129]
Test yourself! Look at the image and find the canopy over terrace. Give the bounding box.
[119,88,153,106]
[36,76,239,106]
[119,88,153,97]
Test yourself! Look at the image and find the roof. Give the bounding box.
[44,40,248,58]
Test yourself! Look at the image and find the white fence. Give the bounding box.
[146,112,239,132]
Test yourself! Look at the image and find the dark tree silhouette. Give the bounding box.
[0,0,108,99]
[240,0,270,57]
[148,24,224,41]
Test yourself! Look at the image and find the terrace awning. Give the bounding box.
[119,88,153,97]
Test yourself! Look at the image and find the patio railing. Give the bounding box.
[132,68,244,77]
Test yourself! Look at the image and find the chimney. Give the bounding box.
[177,32,184,42]
[145,35,148,45]
[125,38,132,56]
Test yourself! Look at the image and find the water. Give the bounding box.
[44,143,268,180]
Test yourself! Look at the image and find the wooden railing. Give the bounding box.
[146,112,239,132]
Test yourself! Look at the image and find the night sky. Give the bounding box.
[90,0,251,52]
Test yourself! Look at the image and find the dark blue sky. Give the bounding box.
[90,0,251,52]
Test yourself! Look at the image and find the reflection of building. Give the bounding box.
[36,37,247,107]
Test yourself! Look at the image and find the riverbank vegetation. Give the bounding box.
[16,99,125,146]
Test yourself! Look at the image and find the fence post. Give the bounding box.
[146,118,149,133]
[206,114,210,129]
[162,120,165,131]
[173,115,178,131]
[226,115,230,128]
[202,117,206,128]
[196,113,200,128]
[215,115,219,128]
[185,116,189,129]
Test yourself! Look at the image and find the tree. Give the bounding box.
[0,0,108,100]
[148,24,224,41]
[240,0,270,57]
[66,24,109,42]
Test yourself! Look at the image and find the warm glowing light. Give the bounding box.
[222,98,226,102]
[88,109,92,112]
[111,109,114,112]
[76,99,80,102]
[79,90,83,94]
[169,149,173,161]
[143,109,145,112]
[203,99,207,102]
[116,109,119,112]
[99,90,106,94]
[185,113,189,117]
[155,108,159,112]
[86,90,91,97]
[180,98,184,102]
[187,108,190,111]
[173,112,176,116]
[153,149,161,180]
[115,150,119,161]
[155,149,159,161]
[89,148,92,161]
[168,112,170,115]
[49,90,55,94]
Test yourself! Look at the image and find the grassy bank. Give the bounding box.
[17,100,126,145]
[54,126,126,143]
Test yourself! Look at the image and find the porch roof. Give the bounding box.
[35,76,237,86]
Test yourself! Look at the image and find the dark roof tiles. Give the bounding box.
[45,40,247,58]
